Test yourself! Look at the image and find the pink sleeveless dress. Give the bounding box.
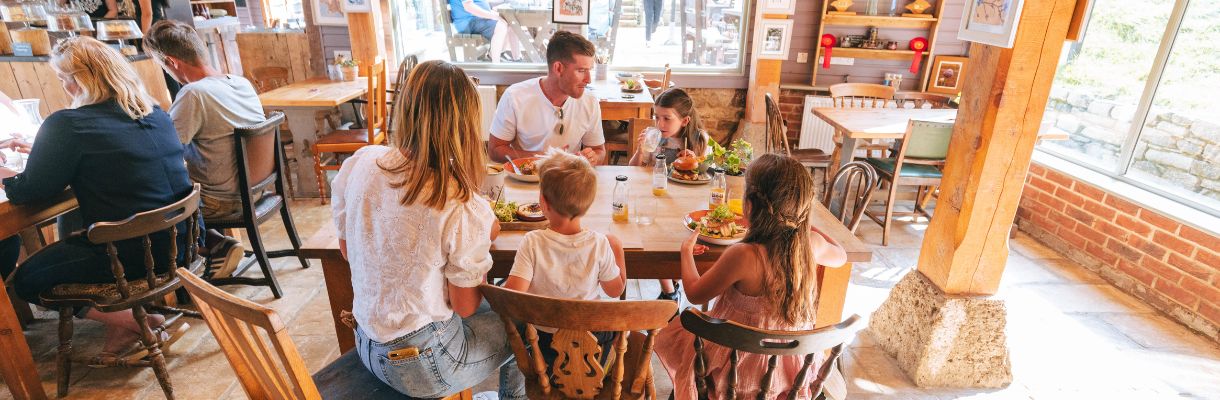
[654,285,825,400]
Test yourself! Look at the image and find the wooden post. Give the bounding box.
[916,0,1079,296]
[346,3,386,76]
[745,13,786,123]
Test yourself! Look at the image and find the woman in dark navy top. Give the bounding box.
[0,37,194,360]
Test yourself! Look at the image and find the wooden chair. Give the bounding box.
[822,161,879,234]
[606,118,653,165]
[204,112,309,299]
[175,269,474,400]
[864,120,953,246]
[312,59,387,204]
[249,66,333,197]
[384,55,418,143]
[436,0,489,62]
[766,94,831,183]
[894,92,953,109]
[39,184,205,399]
[479,284,677,400]
[828,83,898,162]
[679,309,864,400]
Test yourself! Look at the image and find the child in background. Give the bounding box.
[629,87,712,301]
[655,153,849,399]
[504,148,627,363]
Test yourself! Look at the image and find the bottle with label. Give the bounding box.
[612,175,630,222]
[708,167,726,210]
[652,154,667,196]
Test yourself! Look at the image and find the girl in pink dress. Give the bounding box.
[656,153,849,399]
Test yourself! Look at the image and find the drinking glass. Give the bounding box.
[640,127,662,153]
[636,196,655,225]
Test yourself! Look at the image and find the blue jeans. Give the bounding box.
[356,303,526,399]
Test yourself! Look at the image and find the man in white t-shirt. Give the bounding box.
[488,31,606,165]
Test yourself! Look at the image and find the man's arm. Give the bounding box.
[488,136,542,163]
[461,0,502,20]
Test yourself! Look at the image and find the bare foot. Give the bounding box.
[101,324,141,354]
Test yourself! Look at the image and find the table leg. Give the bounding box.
[283,108,324,198]
[318,254,356,354]
[0,285,49,400]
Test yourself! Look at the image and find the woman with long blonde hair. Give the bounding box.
[654,153,849,399]
[1,36,194,366]
[330,60,525,399]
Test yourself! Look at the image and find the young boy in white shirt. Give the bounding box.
[504,149,626,363]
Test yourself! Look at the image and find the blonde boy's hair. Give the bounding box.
[538,148,597,219]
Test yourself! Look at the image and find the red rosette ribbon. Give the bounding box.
[909,37,929,73]
[821,33,837,69]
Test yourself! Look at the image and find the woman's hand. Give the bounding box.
[0,138,31,153]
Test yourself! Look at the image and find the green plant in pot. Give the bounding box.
[708,138,753,201]
[335,56,359,81]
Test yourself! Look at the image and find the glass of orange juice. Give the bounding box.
[728,198,743,215]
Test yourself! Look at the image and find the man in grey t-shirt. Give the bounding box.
[145,20,265,278]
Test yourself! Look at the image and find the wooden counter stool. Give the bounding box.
[680,309,864,400]
[40,184,205,399]
[177,269,473,400]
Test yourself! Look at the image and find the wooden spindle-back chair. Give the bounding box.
[39,184,205,399]
[765,93,832,188]
[893,92,953,109]
[680,309,863,400]
[822,161,879,234]
[828,83,898,161]
[480,284,677,400]
[177,269,473,400]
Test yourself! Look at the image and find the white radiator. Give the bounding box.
[477,85,497,141]
[798,96,836,153]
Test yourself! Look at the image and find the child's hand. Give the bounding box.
[681,231,708,256]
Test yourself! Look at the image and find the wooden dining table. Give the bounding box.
[301,166,872,353]
[0,187,78,400]
[258,77,368,197]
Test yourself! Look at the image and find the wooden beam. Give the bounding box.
[916,0,1079,295]
[346,2,387,75]
[745,13,787,123]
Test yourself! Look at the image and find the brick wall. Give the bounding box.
[1017,163,1220,341]
[777,88,816,146]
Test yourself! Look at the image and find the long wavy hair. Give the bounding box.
[741,153,819,325]
[654,88,708,156]
[50,36,156,120]
[377,60,486,209]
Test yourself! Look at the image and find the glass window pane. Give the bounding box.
[1126,0,1220,211]
[391,0,745,70]
[1037,0,1174,170]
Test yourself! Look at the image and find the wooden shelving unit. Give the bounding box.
[190,0,237,18]
[811,2,948,90]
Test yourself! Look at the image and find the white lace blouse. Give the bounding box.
[330,146,496,343]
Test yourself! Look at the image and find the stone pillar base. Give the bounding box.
[868,270,1012,388]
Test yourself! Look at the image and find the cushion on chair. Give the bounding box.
[43,274,176,309]
[313,350,418,399]
[789,148,832,166]
[864,158,943,179]
[316,129,379,146]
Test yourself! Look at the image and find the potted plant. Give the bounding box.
[335,56,359,81]
[708,137,753,201]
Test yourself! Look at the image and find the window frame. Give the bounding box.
[1037,0,1218,218]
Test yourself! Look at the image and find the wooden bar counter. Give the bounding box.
[0,53,171,117]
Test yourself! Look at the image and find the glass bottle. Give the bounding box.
[889,0,901,16]
[652,154,667,197]
[708,167,726,210]
[612,175,630,223]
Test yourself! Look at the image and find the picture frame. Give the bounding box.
[925,55,968,95]
[755,19,794,60]
[957,0,1025,48]
[552,0,591,25]
[340,0,370,13]
[760,0,796,15]
[311,0,347,25]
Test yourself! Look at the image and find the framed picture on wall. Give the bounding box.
[553,0,591,24]
[312,0,347,25]
[760,0,796,15]
[341,0,371,13]
[958,0,1025,48]
[755,19,794,60]
[926,55,969,95]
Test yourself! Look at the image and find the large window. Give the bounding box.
[1038,0,1220,215]
[388,0,749,73]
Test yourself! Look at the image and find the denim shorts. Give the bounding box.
[355,303,526,399]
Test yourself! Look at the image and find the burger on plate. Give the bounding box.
[670,149,704,181]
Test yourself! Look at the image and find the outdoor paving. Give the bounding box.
[3,200,1218,399]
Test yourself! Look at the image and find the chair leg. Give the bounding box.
[56,307,73,398]
[133,305,174,399]
[279,203,310,269]
[882,182,900,247]
[246,225,284,299]
[312,148,329,205]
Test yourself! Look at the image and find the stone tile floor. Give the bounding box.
[3,201,1219,399]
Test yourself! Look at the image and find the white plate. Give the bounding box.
[503,158,540,183]
[684,210,747,246]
